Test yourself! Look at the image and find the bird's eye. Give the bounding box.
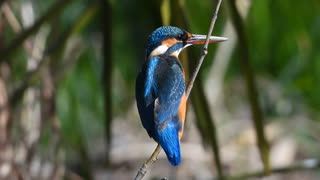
[177,34,184,40]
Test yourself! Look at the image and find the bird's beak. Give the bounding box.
[186,34,228,45]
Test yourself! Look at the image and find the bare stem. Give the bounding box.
[186,0,223,99]
[134,144,161,180]
[134,0,224,179]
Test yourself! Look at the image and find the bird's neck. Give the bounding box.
[147,48,182,61]
[148,45,169,59]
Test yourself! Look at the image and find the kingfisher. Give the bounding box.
[136,26,227,166]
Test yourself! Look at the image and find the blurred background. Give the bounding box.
[0,0,320,179]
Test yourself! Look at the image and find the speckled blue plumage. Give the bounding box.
[136,54,185,166]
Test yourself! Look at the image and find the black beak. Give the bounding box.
[186,34,228,45]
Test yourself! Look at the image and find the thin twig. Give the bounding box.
[134,0,224,179]
[186,0,223,99]
[185,0,225,177]
[134,144,161,180]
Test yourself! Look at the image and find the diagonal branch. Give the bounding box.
[185,0,223,99]
[134,144,161,180]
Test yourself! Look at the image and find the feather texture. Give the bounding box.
[136,54,185,165]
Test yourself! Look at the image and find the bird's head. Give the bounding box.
[145,26,227,59]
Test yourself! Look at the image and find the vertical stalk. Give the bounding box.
[100,0,113,165]
[226,0,270,174]
[171,0,224,178]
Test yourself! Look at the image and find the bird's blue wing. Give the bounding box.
[152,55,186,166]
[135,55,185,166]
[136,56,162,138]
[136,68,155,138]
[153,56,185,127]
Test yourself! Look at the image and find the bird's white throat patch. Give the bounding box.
[148,45,169,59]
[149,44,190,59]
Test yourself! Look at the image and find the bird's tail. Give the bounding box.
[156,122,181,166]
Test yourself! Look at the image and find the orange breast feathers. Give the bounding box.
[178,93,187,139]
[178,69,187,139]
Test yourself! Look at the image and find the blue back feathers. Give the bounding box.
[136,54,185,166]
[144,58,159,99]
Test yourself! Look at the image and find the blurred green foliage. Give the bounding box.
[25,0,320,161]
[3,0,320,177]
[246,0,320,110]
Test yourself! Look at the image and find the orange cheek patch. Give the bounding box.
[162,38,177,47]
[187,32,192,39]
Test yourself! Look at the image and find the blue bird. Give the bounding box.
[136,26,227,166]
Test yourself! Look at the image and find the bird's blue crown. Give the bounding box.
[145,26,186,58]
